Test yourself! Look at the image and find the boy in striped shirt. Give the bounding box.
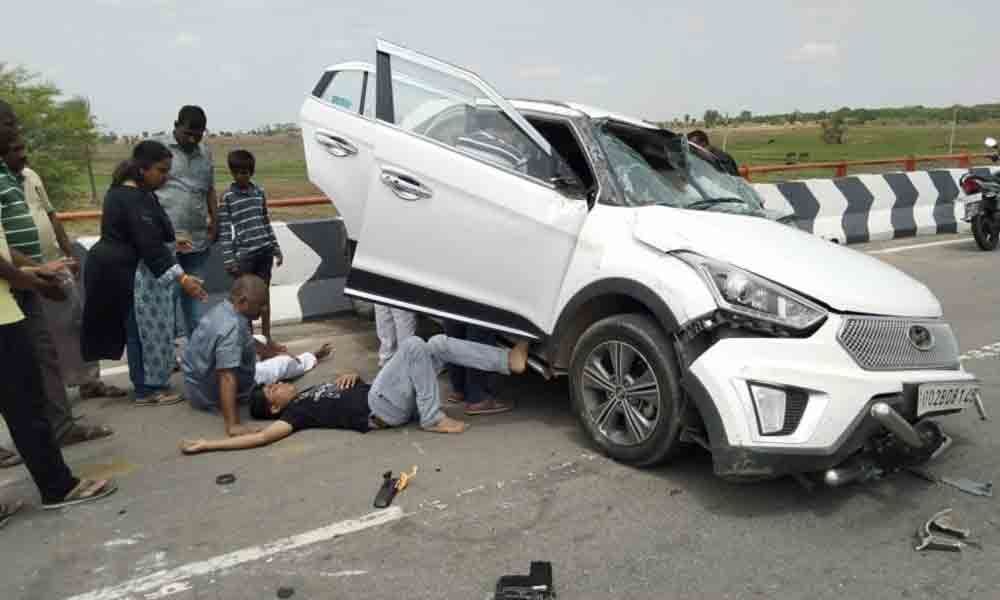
[219,150,283,350]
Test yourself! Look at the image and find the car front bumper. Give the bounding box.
[686,314,979,479]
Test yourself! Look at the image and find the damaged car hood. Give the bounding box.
[633,206,942,318]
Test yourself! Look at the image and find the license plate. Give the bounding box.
[965,201,983,219]
[916,382,979,417]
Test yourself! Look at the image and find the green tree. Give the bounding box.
[821,110,848,144]
[739,110,752,122]
[703,109,722,127]
[0,64,98,209]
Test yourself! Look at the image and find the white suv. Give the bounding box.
[300,41,981,482]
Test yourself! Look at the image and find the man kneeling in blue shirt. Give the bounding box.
[180,323,529,454]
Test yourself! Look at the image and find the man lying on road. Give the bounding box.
[180,335,529,454]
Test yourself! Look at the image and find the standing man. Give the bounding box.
[0,114,117,514]
[152,105,217,335]
[2,133,127,400]
[687,130,740,177]
[0,126,113,470]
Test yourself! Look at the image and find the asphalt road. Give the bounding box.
[2,234,999,600]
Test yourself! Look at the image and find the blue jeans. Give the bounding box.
[443,321,496,404]
[178,249,211,335]
[368,336,510,428]
[126,308,167,399]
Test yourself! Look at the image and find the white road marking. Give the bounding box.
[457,485,486,497]
[103,536,144,548]
[867,237,972,255]
[65,507,405,600]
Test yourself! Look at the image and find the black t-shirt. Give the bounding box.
[278,383,372,433]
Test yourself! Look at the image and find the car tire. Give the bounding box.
[569,313,684,467]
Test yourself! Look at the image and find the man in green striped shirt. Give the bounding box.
[0,152,42,261]
[0,130,113,467]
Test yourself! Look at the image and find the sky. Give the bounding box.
[1,0,992,134]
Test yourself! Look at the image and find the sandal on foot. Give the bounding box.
[79,382,128,399]
[59,424,114,448]
[447,392,465,405]
[0,447,22,469]
[42,478,117,510]
[135,391,182,407]
[464,399,513,416]
[0,500,24,528]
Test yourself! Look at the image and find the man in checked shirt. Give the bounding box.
[218,149,284,353]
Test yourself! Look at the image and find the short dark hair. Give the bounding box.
[249,385,276,420]
[0,126,18,156]
[176,105,207,129]
[688,129,710,146]
[227,149,255,174]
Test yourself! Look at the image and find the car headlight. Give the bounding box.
[676,253,827,331]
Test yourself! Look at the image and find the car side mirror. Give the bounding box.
[985,137,998,149]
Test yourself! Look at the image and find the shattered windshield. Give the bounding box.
[596,125,763,211]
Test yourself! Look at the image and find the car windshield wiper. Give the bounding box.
[685,197,746,211]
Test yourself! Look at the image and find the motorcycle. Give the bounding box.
[959,137,1000,251]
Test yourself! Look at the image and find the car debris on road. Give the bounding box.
[915,508,973,552]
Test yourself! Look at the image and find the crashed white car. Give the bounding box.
[300,40,982,483]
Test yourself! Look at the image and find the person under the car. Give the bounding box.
[687,130,740,177]
[179,334,530,454]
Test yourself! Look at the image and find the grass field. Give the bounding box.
[66,134,333,237]
[63,122,1000,235]
[703,122,1000,181]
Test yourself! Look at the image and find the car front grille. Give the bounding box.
[837,317,960,371]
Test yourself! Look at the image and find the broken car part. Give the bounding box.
[374,471,398,509]
[374,466,418,508]
[915,508,971,552]
[939,477,993,498]
[870,402,925,449]
[494,561,554,600]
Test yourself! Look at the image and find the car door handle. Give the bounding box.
[315,132,358,157]
[380,169,433,201]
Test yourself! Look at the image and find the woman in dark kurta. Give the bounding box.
[81,141,206,406]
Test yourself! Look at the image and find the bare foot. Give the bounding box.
[508,341,529,374]
[314,343,333,361]
[422,415,467,434]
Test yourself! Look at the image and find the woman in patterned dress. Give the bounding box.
[82,141,207,406]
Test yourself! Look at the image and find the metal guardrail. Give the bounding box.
[54,152,996,219]
[738,152,994,181]
[56,195,330,221]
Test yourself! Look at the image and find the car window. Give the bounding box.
[321,70,364,112]
[383,56,556,182]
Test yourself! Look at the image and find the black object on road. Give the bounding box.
[277,586,295,598]
[374,471,398,508]
[494,561,554,599]
[216,473,236,485]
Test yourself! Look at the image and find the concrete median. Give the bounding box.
[73,217,352,326]
[752,167,998,244]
